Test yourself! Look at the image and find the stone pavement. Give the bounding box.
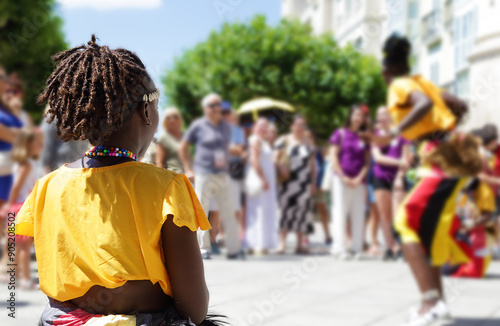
[1,250,500,326]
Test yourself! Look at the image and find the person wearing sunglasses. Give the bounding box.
[179,93,244,260]
[156,107,184,174]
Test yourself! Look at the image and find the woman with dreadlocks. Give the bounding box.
[375,34,482,326]
[14,36,226,326]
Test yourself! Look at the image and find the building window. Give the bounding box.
[354,37,363,50]
[408,1,419,19]
[455,70,469,97]
[346,0,352,15]
[428,42,442,55]
[453,9,476,71]
[430,62,440,85]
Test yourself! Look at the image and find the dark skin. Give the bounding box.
[370,62,467,147]
[66,99,209,324]
[376,60,468,314]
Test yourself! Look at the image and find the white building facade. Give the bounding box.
[282,0,500,130]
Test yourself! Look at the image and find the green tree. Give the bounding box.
[0,0,67,121]
[162,15,386,139]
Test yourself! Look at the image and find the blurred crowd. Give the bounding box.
[0,69,499,291]
[143,92,500,277]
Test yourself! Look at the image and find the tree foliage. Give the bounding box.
[163,15,386,139]
[0,0,67,121]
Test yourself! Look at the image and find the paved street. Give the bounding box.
[2,245,500,326]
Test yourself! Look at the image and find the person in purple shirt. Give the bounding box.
[330,105,371,259]
[372,106,411,261]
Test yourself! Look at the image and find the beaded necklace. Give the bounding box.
[85,146,137,161]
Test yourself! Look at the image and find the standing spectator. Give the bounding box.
[179,93,243,260]
[275,115,316,254]
[245,118,277,254]
[221,101,246,238]
[0,128,43,288]
[156,107,184,173]
[477,124,500,259]
[40,107,89,174]
[307,130,332,245]
[372,106,411,260]
[0,75,26,207]
[329,105,371,260]
[268,122,278,147]
[366,160,381,256]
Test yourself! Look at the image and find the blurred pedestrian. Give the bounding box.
[221,101,247,240]
[156,107,184,173]
[449,127,498,278]
[329,105,371,260]
[275,114,316,254]
[307,130,332,245]
[0,75,26,207]
[245,118,277,254]
[477,124,500,259]
[0,128,43,289]
[268,122,278,147]
[179,93,243,260]
[372,106,411,260]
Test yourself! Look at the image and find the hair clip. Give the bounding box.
[142,88,160,103]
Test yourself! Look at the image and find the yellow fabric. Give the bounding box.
[474,181,497,213]
[387,75,457,140]
[14,161,210,302]
[394,177,469,266]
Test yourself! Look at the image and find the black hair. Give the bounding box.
[38,35,156,144]
[382,33,411,76]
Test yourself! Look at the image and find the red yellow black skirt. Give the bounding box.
[394,174,470,266]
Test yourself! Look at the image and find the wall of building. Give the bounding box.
[282,0,500,131]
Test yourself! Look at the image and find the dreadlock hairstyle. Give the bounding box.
[38,35,157,145]
[382,33,411,76]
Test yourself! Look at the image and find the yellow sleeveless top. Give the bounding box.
[387,75,457,141]
[15,161,210,302]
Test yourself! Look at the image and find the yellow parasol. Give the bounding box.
[237,97,295,121]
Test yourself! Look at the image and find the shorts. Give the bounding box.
[0,174,13,201]
[394,175,470,266]
[367,184,376,204]
[373,176,394,191]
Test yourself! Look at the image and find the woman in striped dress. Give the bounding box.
[275,115,316,254]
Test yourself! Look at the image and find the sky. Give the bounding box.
[56,0,282,92]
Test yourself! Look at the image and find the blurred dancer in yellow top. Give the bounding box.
[374,33,482,326]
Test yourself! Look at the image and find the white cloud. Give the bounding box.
[58,0,162,10]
